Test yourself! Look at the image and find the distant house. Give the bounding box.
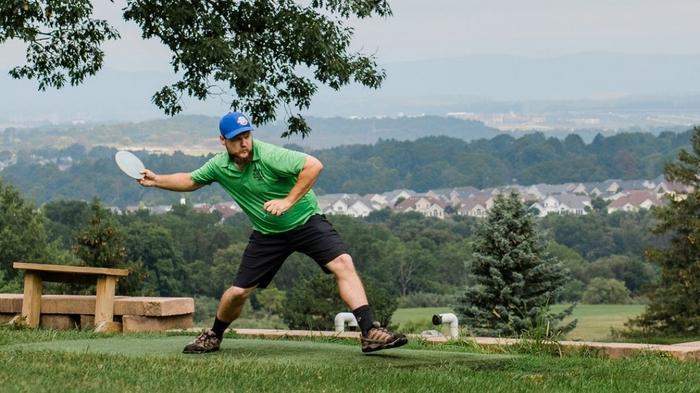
[607,190,664,213]
[555,193,592,215]
[605,180,621,194]
[149,205,173,215]
[191,202,242,221]
[424,188,458,206]
[566,183,587,194]
[457,194,494,218]
[317,193,351,214]
[124,204,171,215]
[583,180,624,198]
[192,203,212,214]
[366,193,390,209]
[124,205,144,214]
[448,186,481,205]
[618,179,656,191]
[345,198,374,217]
[106,206,122,215]
[211,202,242,219]
[426,188,452,200]
[588,186,603,197]
[655,181,692,201]
[327,198,349,216]
[524,184,570,199]
[394,196,447,219]
[529,193,591,217]
[382,189,417,206]
[317,193,376,218]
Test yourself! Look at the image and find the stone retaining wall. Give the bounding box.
[0,294,194,332]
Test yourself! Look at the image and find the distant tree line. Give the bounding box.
[0,128,692,206]
[313,130,690,193]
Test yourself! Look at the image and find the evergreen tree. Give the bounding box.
[73,200,127,268]
[72,199,148,295]
[629,126,700,335]
[455,192,576,337]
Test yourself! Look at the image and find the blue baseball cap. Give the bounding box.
[219,112,254,139]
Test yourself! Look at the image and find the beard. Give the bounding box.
[228,149,252,165]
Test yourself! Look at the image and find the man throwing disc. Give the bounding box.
[138,112,407,354]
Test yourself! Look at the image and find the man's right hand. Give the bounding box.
[138,169,158,187]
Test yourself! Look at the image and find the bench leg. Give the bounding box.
[95,276,117,327]
[21,272,43,328]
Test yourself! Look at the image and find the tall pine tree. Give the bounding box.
[456,192,575,337]
[630,126,700,335]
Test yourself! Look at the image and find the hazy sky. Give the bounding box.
[2,0,700,71]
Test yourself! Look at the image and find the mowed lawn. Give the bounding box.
[393,304,646,341]
[2,329,700,393]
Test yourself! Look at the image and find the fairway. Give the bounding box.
[394,304,646,341]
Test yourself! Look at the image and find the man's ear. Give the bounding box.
[219,135,226,146]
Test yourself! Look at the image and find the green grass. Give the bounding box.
[553,304,646,341]
[392,307,452,336]
[1,329,699,393]
[393,307,453,325]
[393,304,646,341]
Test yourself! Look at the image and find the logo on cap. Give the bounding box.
[237,116,249,126]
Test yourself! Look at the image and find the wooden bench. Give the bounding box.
[13,262,129,329]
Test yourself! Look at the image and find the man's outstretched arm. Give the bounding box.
[138,169,204,192]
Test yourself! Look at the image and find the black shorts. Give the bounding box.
[233,214,349,289]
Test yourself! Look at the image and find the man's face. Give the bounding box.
[220,131,253,161]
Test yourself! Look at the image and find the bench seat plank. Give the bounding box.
[13,263,129,277]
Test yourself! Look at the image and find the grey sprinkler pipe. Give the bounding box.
[432,313,459,338]
[334,312,358,332]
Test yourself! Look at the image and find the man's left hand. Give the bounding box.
[264,199,293,216]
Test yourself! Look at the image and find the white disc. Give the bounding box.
[115,151,146,179]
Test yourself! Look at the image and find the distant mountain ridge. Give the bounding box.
[0,115,500,151]
[2,52,700,123]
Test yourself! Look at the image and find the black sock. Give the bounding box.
[352,305,374,336]
[212,317,232,340]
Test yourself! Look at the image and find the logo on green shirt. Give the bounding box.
[252,166,264,181]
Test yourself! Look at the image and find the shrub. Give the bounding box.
[282,273,397,330]
[582,278,631,304]
[557,279,586,303]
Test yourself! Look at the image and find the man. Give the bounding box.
[138,111,407,354]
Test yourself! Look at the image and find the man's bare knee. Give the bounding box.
[223,286,255,303]
[327,254,357,276]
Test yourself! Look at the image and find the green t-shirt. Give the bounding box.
[190,140,322,234]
